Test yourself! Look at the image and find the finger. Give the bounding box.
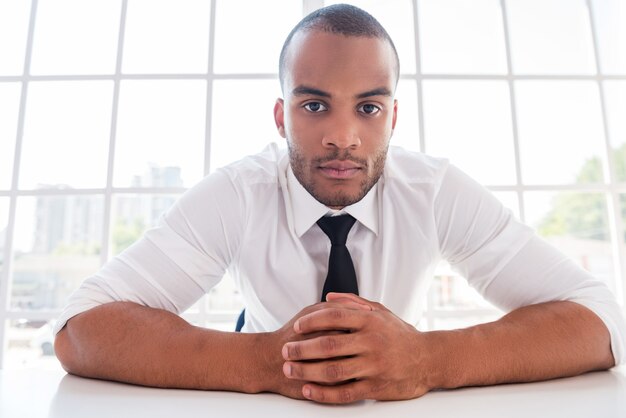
[325,292,374,307]
[283,356,371,383]
[304,299,373,316]
[323,299,373,312]
[294,307,370,334]
[326,293,385,312]
[293,300,369,325]
[302,379,372,404]
[282,332,362,361]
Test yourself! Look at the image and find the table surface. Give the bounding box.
[1,367,625,418]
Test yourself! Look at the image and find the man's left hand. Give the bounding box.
[281,293,431,404]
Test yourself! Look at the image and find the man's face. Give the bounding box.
[274,31,398,209]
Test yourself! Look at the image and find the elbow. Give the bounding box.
[572,301,619,371]
[54,326,80,374]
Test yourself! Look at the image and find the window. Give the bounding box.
[1,0,624,368]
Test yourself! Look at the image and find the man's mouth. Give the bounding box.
[318,160,362,179]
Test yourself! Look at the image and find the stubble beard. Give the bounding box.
[287,140,388,208]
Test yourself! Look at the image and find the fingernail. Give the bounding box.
[303,386,311,398]
[294,320,301,333]
[282,345,289,360]
[283,362,291,377]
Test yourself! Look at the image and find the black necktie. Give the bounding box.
[317,214,359,302]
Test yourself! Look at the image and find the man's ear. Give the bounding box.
[274,98,286,138]
[391,99,398,132]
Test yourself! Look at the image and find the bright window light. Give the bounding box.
[30,0,122,75]
[114,80,207,187]
[0,0,625,369]
[0,83,21,189]
[122,0,211,74]
[0,0,32,76]
[418,0,507,74]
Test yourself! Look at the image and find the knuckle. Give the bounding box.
[324,363,343,380]
[339,389,353,403]
[329,308,345,321]
[370,380,389,394]
[320,336,339,353]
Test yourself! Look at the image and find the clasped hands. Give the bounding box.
[271,293,432,404]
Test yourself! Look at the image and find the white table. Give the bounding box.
[1,367,625,418]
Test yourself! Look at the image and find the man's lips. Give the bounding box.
[318,160,363,179]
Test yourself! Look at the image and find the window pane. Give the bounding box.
[430,272,500,311]
[210,79,283,171]
[590,0,626,74]
[604,81,626,182]
[213,0,301,74]
[194,273,244,331]
[0,83,21,190]
[11,195,103,310]
[207,273,243,312]
[0,0,31,75]
[123,0,210,74]
[524,191,616,292]
[326,0,416,73]
[419,0,507,74]
[392,79,420,152]
[0,198,8,273]
[114,80,206,187]
[506,0,596,74]
[622,194,626,230]
[19,81,112,189]
[182,281,243,325]
[30,0,121,75]
[617,193,626,290]
[423,80,516,185]
[204,318,240,332]
[516,81,606,184]
[110,193,179,256]
[183,282,242,329]
[5,319,62,370]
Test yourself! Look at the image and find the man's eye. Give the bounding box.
[358,104,381,115]
[303,102,327,113]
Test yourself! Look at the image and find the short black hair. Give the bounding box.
[278,4,400,93]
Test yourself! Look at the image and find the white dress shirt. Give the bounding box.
[54,144,626,364]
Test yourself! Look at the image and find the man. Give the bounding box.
[54,4,624,404]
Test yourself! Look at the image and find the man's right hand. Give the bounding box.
[262,297,373,399]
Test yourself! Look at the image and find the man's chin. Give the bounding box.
[312,190,364,209]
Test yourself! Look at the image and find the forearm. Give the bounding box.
[54,302,277,393]
[424,301,615,390]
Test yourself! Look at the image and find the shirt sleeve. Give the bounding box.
[434,164,626,365]
[53,168,246,336]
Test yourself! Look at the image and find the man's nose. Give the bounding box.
[321,120,361,150]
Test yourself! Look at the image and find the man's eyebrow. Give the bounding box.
[355,87,392,99]
[291,86,393,99]
[292,86,331,98]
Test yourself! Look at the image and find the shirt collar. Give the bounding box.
[287,164,379,237]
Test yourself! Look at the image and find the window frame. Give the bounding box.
[0,0,625,367]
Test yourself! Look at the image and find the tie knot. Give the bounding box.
[317,214,357,246]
